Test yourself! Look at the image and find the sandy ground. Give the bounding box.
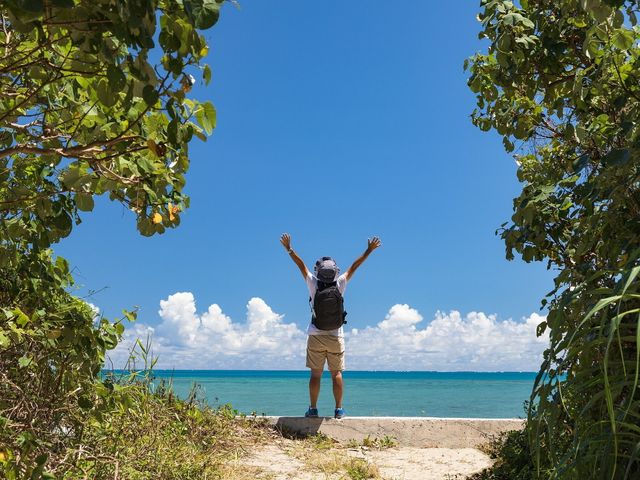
[234,436,493,480]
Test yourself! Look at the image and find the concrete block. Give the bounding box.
[260,416,524,449]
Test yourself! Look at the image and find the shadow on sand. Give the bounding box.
[274,416,328,438]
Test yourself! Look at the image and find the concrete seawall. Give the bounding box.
[260,416,524,449]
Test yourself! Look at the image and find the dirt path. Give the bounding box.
[232,436,492,480]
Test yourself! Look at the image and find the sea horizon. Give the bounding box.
[106,369,538,373]
[103,370,537,418]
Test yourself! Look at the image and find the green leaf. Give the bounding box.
[138,217,155,236]
[176,20,195,56]
[575,124,588,142]
[503,13,516,26]
[522,246,537,262]
[167,119,179,144]
[184,0,221,29]
[53,211,72,234]
[8,0,44,21]
[35,198,52,219]
[591,5,612,23]
[18,355,32,368]
[12,0,44,12]
[14,309,29,327]
[0,130,12,146]
[136,155,156,173]
[159,31,180,52]
[203,64,212,85]
[193,128,207,142]
[521,17,534,29]
[75,193,94,212]
[142,85,160,106]
[196,101,216,135]
[612,29,634,50]
[78,396,94,409]
[96,78,116,107]
[602,148,630,167]
[167,56,184,75]
[496,52,510,68]
[107,64,127,93]
[536,321,547,337]
[560,197,573,211]
[45,329,62,339]
[613,9,624,28]
[61,167,82,188]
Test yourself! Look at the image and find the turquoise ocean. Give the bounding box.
[142,370,535,418]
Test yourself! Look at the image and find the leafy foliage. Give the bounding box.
[0,0,224,477]
[76,391,268,479]
[63,363,271,479]
[470,428,541,480]
[0,0,219,247]
[0,249,124,479]
[467,0,640,478]
[2,346,273,479]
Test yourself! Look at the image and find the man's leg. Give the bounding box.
[306,336,325,411]
[326,335,345,411]
[309,369,323,407]
[330,370,343,409]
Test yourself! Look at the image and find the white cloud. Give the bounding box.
[107,293,306,369]
[346,306,548,371]
[107,294,549,371]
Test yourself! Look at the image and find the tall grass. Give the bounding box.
[529,266,640,479]
[1,335,272,479]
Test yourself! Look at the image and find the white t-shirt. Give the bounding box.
[306,271,348,337]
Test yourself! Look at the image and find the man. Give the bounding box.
[280,233,382,419]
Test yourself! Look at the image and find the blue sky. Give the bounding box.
[55,2,553,370]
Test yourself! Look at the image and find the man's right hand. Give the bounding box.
[345,236,381,281]
[367,236,382,253]
[280,233,292,251]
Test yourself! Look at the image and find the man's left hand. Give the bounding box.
[280,233,292,251]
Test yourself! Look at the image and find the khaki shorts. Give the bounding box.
[306,335,345,371]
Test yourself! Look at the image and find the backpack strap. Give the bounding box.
[309,296,316,324]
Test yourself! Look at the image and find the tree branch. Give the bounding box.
[0,136,141,160]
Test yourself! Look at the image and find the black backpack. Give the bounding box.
[311,280,347,330]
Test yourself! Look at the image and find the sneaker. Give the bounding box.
[305,407,319,418]
[334,408,345,419]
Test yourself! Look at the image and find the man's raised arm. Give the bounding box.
[345,236,382,281]
[280,233,310,280]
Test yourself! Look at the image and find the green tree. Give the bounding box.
[0,0,223,476]
[467,0,640,478]
[1,0,219,249]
